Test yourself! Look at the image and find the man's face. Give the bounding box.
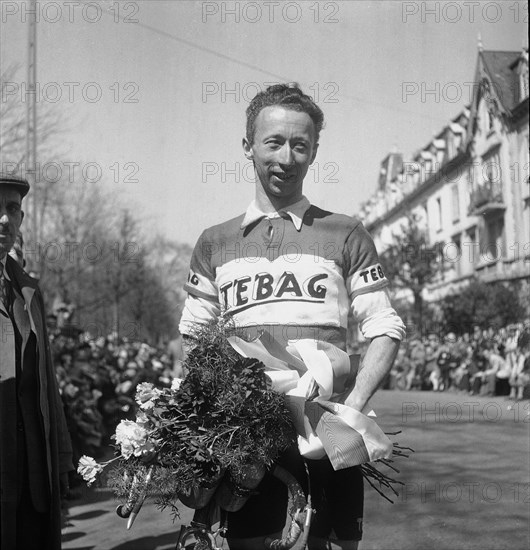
[0,187,23,259]
[243,106,318,207]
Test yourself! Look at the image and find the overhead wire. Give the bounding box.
[85,0,449,126]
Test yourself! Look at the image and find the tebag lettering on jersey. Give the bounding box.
[348,263,389,299]
[220,271,328,312]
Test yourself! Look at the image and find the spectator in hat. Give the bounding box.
[436,332,459,391]
[509,335,530,400]
[407,339,425,390]
[0,173,73,550]
[423,341,440,390]
[476,346,507,396]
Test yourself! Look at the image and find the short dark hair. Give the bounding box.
[245,83,324,145]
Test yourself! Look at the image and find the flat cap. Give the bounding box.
[0,172,30,197]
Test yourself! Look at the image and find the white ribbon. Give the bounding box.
[228,333,393,470]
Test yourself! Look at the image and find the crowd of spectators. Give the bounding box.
[387,321,530,400]
[46,313,182,492]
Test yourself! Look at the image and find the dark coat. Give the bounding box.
[1,255,73,550]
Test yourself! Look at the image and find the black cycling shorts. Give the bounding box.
[226,446,364,541]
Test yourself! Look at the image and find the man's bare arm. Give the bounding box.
[344,335,400,412]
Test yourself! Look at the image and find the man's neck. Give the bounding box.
[255,187,303,213]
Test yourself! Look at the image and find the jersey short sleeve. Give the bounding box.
[183,229,218,301]
[344,222,389,300]
[179,229,221,336]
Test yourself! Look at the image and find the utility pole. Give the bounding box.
[26,0,38,275]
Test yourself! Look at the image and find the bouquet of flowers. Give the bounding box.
[78,320,413,527]
[78,320,297,518]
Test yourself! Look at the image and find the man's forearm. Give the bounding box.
[344,335,400,412]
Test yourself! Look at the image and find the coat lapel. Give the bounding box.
[0,262,16,381]
[5,257,39,339]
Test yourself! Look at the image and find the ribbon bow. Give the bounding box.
[228,330,393,470]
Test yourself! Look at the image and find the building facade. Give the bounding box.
[357,48,529,311]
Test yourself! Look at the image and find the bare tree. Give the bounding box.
[2,66,191,344]
[1,65,66,254]
[380,213,442,330]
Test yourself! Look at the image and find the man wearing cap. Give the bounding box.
[0,173,73,549]
[179,84,405,550]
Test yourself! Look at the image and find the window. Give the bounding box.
[451,184,460,223]
[482,150,502,200]
[523,197,530,260]
[465,226,479,273]
[467,163,475,190]
[453,132,462,152]
[487,109,494,132]
[436,197,443,232]
[483,214,505,262]
[436,241,446,283]
[519,62,529,101]
[446,130,455,160]
[423,159,432,181]
[449,234,462,278]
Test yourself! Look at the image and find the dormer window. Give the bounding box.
[450,122,463,152]
[519,62,529,101]
[435,196,443,232]
[487,108,494,132]
[421,151,434,181]
[482,150,502,197]
[446,130,455,160]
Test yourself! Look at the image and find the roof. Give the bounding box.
[481,50,521,111]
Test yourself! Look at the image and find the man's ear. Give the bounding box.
[310,143,319,164]
[242,137,253,160]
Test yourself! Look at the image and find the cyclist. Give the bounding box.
[179,83,405,550]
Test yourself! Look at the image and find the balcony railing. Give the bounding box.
[468,181,505,215]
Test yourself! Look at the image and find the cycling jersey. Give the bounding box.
[179,196,405,347]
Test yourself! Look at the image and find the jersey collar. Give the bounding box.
[240,196,311,232]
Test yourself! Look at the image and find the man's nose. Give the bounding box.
[277,143,294,166]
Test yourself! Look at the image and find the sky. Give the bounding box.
[1,0,528,246]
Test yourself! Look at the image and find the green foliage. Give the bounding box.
[439,278,525,333]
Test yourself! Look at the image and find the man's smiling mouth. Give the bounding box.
[272,173,295,182]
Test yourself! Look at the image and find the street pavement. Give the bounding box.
[62,389,530,550]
